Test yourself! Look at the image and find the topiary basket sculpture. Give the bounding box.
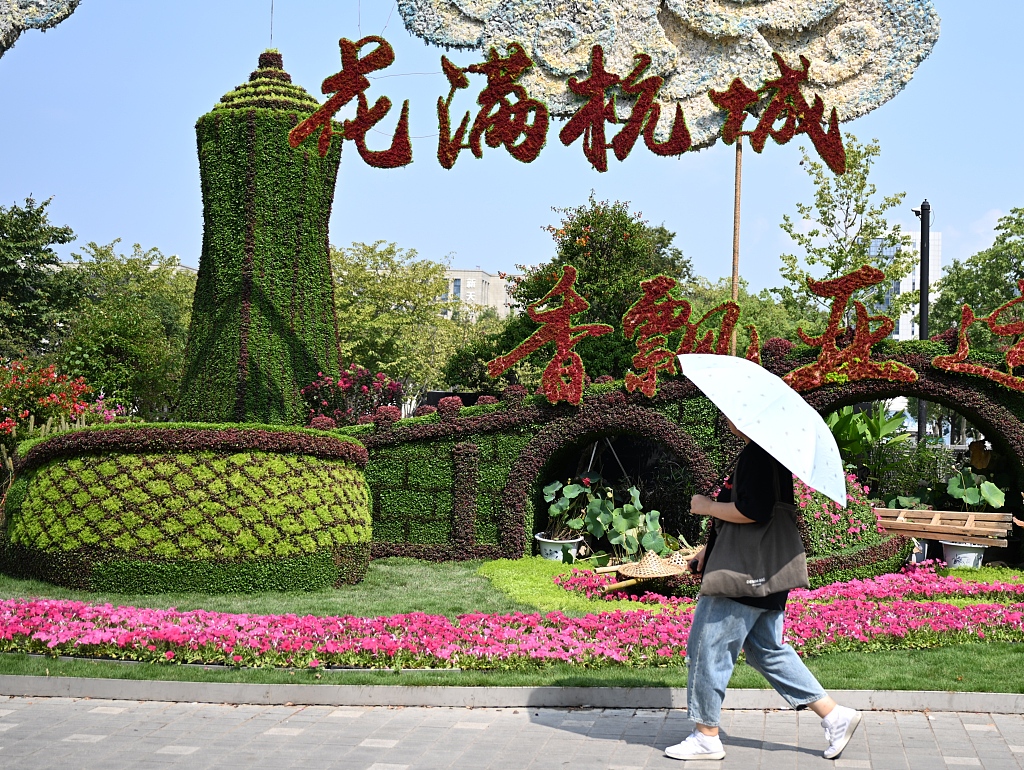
[1,425,371,593]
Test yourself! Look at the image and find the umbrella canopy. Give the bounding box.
[678,354,847,507]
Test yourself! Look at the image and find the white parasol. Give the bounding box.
[678,353,847,507]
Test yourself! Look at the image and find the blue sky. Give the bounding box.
[0,1,1019,292]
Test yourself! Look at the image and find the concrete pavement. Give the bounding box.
[0,696,1022,770]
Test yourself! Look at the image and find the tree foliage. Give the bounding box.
[931,208,1024,347]
[497,195,693,380]
[331,241,457,393]
[774,136,915,317]
[57,240,196,419]
[0,196,76,358]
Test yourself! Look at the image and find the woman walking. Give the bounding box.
[664,416,862,762]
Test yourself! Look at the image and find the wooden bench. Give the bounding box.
[873,508,1013,548]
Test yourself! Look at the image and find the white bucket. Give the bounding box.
[534,533,584,562]
[940,541,986,569]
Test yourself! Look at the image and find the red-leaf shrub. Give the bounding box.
[501,385,528,407]
[438,396,464,420]
[309,415,337,431]
[762,337,795,360]
[593,375,614,384]
[301,364,403,426]
[413,405,437,417]
[476,395,499,405]
[373,405,402,431]
[357,414,375,425]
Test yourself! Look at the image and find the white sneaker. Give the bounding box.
[822,705,862,759]
[664,729,726,761]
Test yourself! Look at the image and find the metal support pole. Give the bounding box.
[917,199,931,442]
[729,138,743,355]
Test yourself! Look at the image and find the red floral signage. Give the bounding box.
[710,53,846,175]
[933,281,1024,391]
[558,48,692,173]
[289,36,413,168]
[296,36,847,174]
[437,44,549,168]
[486,265,613,405]
[621,275,744,396]
[784,266,917,391]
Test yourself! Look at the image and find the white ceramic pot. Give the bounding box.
[940,541,986,569]
[534,532,585,562]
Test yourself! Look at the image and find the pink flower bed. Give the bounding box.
[0,564,1022,670]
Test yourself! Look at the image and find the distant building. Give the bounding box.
[875,232,942,341]
[443,268,515,319]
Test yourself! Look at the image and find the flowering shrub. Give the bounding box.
[762,337,796,360]
[301,364,403,426]
[501,384,528,407]
[372,405,403,432]
[0,361,92,446]
[437,396,464,420]
[797,473,883,556]
[2,563,1022,670]
[80,393,130,425]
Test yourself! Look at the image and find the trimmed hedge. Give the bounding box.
[179,51,342,425]
[1,427,371,593]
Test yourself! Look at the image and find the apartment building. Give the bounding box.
[443,268,514,319]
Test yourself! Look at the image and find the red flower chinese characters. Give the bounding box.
[436,44,549,169]
[933,280,1024,391]
[289,36,412,168]
[621,275,742,397]
[784,266,917,391]
[486,265,612,405]
[709,53,846,175]
[560,46,692,172]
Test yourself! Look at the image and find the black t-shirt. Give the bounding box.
[712,441,795,611]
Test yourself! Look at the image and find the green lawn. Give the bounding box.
[2,644,1020,692]
[0,558,536,618]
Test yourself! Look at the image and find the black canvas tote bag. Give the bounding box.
[699,455,810,598]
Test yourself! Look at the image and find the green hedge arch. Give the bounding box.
[2,425,371,593]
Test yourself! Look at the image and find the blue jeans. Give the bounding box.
[685,595,827,727]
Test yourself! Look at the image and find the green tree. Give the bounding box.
[0,196,76,357]
[331,241,455,392]
[498,195,692,379]
[931,208,1024,347]
[57,240,196,419]
[774,136,915,319]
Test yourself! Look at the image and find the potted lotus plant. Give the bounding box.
[537,477,591,561]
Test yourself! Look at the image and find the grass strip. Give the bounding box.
[0,558,536,619]
[0,644,1020,692]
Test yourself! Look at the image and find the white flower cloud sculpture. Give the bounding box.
[398,0,941,148]
[1,0,82,59]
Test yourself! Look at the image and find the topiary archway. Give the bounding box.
[800,363,1024,481]
[500,402,720,557]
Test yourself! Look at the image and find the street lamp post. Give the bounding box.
[914,199,931,442]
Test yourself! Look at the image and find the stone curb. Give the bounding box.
[0,676,1021,713]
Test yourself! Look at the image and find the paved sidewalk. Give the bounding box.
[0,697,1022,769]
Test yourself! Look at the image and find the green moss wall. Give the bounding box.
[179,51,341,425]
